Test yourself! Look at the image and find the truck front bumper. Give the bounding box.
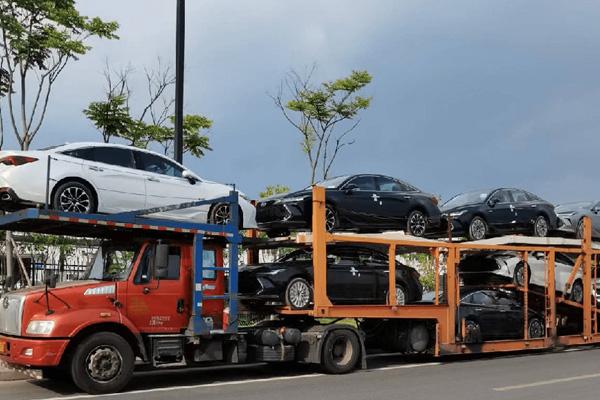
[0,335,68,367]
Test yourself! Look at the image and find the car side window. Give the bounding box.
[489,190,512,204]
[512,190,530,202]
[346,176,376,191]
[377,177,404,192]
[93,147,135,169]
[134,151,183,177]
[62,147,95,161]
[471,291,494,306]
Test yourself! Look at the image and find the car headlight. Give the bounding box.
[275,197,306,204]
[557,212,575,217]
[26,320,55,335]
[262,269,286,275]
[449,210,468,217]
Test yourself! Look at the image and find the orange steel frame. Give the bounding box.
[278,186,600,355]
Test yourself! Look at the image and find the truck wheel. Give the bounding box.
[321,330,360,374]
[70,332,134,395]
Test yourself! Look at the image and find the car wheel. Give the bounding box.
[70,332,134,395]
[387,284,408,305]
[576,219,584,239]
[468,216,488,241]
[210,203,242,229]
[513,262,531,287]
[464,319,482,344]
[325,205,338,232]
[407,210,427,237]
[533,215,549,237]
[570,280,584,304]
[321,330,360,374]
[285,277,313,310]
[53,181,96,214]
[528,317,545,339]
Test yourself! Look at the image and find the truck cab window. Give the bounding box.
[85,242,139,281]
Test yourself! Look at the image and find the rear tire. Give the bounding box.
[321,330,360,374]
[325,205,338,232]
[52,181,96,214]
[464,319,482,343]
[528,318,545,339]
[570,280,584,304]
[70,332,134,395]
[513,262,531,287]
[210,203,243,229]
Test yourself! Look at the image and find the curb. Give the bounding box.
[0,360,41,381]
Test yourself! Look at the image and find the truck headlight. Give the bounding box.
[26,320,55,335]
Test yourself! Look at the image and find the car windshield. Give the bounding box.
[305,176,349,190]
[83,242,140,281]
[442,190,490,210]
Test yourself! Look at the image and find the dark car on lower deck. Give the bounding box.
[256,174,442,237]
[238,244,423,309]
[441,188,559,241]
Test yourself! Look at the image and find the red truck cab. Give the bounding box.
[0,238,226,391]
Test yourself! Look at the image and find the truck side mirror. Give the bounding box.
[154,244,169,280]
[45,273,58,289]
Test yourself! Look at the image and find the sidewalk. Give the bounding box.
[0,361,41,381]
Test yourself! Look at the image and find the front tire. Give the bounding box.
[285,277,313,309]
[210,203,243,229]
[570,280,584,304]
[407,210,427,237]
[468,216,488,241]
[528,318,545,339]
[325,205,338,232]
[533,215,549,237]
[513,262,531,287]
[52,181,96,214]
[70,332,134,395]
[321,330,360,374]
[464,319,482,343]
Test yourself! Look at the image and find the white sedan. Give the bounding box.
[0,142,257,228]
[461,251,586,303]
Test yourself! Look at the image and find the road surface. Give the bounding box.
[2,348,600,400]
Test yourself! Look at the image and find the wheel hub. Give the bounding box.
[59,187,91,213]
[535,218,548,236]
[471,219,486,240]
[409,213,426,236]
[214,204,231,225]
[86,345,122,382]
[289,281,310,308]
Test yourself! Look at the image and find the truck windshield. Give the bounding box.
[83,242,140,281]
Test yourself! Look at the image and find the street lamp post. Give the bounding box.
[174,0,185,163]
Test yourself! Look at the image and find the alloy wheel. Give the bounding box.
[395,286,406,305]
[212,204,231,225]
[287,279,311,309]
[325,206,337,232]
[85,345,123,383]
[469,218,487,240]
[534,216,549,237]
[408,211,427,237]
[571,281,584,303]
[59,186,92,213]
[528,319,544,339]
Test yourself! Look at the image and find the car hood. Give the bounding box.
[441,204,480,214]
[259,189,311,203]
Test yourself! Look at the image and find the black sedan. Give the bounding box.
[256,174,442,237]
[459,288,545,342]
[238,244,423,309]
[441,188,559,241]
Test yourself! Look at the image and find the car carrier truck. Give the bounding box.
[0,187,599,394]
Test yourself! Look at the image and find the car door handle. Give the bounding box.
[147,177,160,182]
[530,204,537,208]
[403,196,411,199]
[88,166,103,172]
[474,308,483,311]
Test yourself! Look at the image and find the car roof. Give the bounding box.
[51,142,188,170]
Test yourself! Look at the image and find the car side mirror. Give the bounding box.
[488,198,499,208]
[182,170,199,185]
[153,244,169,280]
[344,184,358,194]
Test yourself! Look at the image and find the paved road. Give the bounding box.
[2,348,600,400]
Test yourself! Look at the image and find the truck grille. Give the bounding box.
[0,294,25,336]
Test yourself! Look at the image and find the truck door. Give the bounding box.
[125,243,189,333]
[200,245,226,330]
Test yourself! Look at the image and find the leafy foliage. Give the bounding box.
[0,0,118,149]
[260,184,290,199]
[273,66,372,183]
[84,63,213,159]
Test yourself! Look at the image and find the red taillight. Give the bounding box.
[0,156,38,166]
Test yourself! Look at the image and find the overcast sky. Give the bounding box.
[7,1,600,202]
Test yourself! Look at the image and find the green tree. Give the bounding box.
[84,61,212,159]
[260,184,290,199]
[0,0,118,150]
[272,66,372,184]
